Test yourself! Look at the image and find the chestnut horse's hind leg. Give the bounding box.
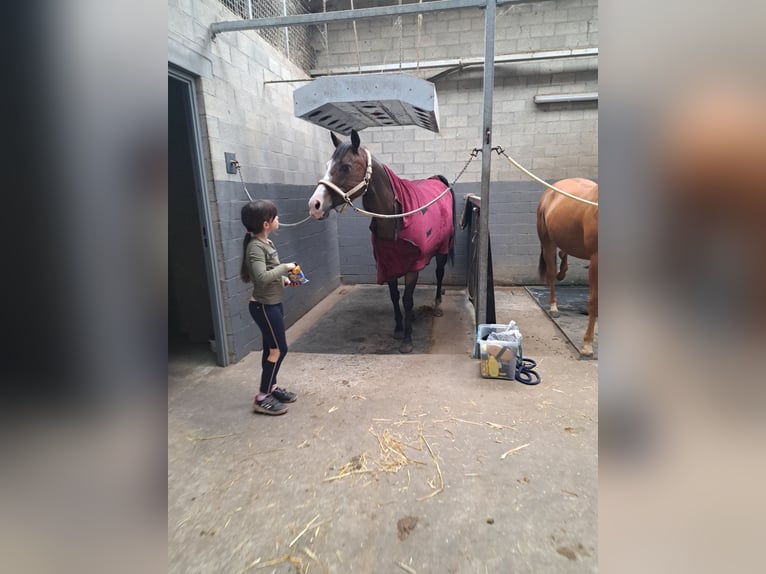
[539,238,560,317]
[399,271,419,353]
[387,279,404,339]
[433,252,449,317]
[581,253,598,357]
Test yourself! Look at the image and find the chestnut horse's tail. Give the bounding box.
[537,203,552,281]
[432,174,455,266]
[538,250,547,281]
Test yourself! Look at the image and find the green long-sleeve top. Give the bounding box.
[246,237,290,304]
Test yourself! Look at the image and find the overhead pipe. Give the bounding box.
[309,48,599,78]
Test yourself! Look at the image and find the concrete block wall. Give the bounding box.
[313,0,598,285]
[169,0,341,363]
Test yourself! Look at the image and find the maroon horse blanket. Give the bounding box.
[371,165,453,284]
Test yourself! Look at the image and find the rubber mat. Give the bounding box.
[290,285,436,355]
[525,286,598,358]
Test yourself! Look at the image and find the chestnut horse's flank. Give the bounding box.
[536,178,598,356]
[308,130,455,353]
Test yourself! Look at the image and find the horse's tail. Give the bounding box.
[537,202,551,281]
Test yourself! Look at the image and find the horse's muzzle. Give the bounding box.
[309,187,330,220]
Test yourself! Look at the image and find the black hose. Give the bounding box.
[515,357,541,385]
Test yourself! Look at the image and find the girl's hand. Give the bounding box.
[283,276,292,286]
[286,262,297,271]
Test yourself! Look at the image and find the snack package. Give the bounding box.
[288,264,309,285]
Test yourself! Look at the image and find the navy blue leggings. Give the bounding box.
[249,301,288,394]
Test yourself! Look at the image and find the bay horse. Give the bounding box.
[308,129,455,353]
[537,178,598,356]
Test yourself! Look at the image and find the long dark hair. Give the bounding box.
[240,199,278,283]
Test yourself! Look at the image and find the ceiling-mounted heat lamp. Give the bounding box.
[294,73,440,134]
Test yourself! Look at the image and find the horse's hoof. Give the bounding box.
[399,341,413,354]
[393,329,404,340]
[580,346,594,358]
[433,307,443,317]
[550,310,560,318]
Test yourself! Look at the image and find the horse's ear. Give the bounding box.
[330,132,341,148]
[350,129,360,153]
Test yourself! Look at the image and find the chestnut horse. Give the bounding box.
[537,178,599,356]
[308,130,455,353]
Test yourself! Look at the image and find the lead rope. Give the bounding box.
[232,161,312,228]
[493,146,599,207]
[346,148,481,219]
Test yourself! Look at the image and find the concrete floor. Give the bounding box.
[168,286,598,573]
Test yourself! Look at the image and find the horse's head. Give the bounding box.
[308,129,372,220]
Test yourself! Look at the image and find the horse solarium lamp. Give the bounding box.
[293,73,440,135]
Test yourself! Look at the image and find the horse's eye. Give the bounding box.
[340,164,350,174]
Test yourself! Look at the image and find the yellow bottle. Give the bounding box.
[487,355,499,377]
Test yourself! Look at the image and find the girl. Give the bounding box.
[241,200,298,415]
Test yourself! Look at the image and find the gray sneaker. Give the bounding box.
[252,394,288,416]
[271,387,297,403]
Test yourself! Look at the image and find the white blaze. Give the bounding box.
[308,160,333,220]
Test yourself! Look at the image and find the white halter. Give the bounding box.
[317,149,373,210]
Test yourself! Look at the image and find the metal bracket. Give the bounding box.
[225,152,238,174]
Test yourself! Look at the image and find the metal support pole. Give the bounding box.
[476,0,495,326]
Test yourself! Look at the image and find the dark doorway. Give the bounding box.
[168,74,218,363]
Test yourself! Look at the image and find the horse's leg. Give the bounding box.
[400,271,419,353]
[581,252,598,357]
[388,278,404,339]
[541,239,559,317]
[557,250,569,281]
[433,253,449,317]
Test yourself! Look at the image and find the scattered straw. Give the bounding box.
[561,489,579,497]
[395,561,418,573]
[328,406,338,414]
[351,395,367,400]
[324,426,429,484]
[486,421,515,430]
[449,417,484,427]
[369,427,426,473]
[302,547,319,561]
[323,469,375,482]
[289,514,320,548]
[242,557,261,571]
[401,404,407,416]
[231,537,249,555]
[255,554,305,570]
[500,443,530,459]
[187,432,237,442]
[297,440,310,448]
[416,433,444,501]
